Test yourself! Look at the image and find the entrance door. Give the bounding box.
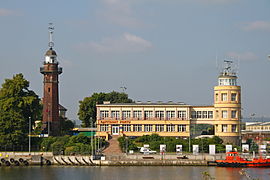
[112,125,119,135]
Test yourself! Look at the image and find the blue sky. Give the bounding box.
[1,0,270,121]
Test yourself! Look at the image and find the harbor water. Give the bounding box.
[0,166,269,180]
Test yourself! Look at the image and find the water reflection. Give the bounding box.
[0,166,269,180]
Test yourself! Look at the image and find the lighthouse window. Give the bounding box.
[221,93,227,101]
[48,88,50,92]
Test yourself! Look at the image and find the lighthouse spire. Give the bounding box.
[48,23,54,49]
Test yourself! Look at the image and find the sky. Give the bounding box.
[0,0,270,122]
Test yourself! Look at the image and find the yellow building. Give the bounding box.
[96,61,241,145]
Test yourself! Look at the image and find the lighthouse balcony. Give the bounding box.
[40,67,63,74]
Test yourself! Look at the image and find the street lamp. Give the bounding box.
[29,116,31,154]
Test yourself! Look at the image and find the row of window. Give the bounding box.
[100,124,187,132]
[218,78,237,86]
[246,126,270,130]
[191,111,213,119]
[100,110,187,119]
[221,124,237,132]
[221,110,237,119]
[216,93,238,102]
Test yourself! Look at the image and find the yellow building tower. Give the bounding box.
[214,60,241,145]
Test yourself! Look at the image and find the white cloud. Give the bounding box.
[226,52,258,61]
[76,33,152,54]
[243,21,270,31]
[98,0,143,28]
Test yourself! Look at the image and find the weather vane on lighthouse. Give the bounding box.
[48,23,54,49]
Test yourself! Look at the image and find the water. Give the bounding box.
[0,166,269,180]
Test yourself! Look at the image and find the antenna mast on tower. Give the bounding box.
[48,23,54,49]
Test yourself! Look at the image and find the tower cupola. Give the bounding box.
[44,24,58,64]
[218,60,237,86]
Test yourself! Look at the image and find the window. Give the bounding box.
[144,125,153,132]
[208,111,213,119]
[166,111,175,119]
[178,111,186,119]
[48,88,51,93]
[100,111,109,119]
[111,111,120,119]
[191,111,196,118]
[156,125,164,132]
[232,125,237,132]
[222,125,228,132]
[123,125,131,132]
[222,111,228,118]
[100,125,109,131]
[178,125,186,132]
[122,111,131,119]
[215,93,219,101]
[134,125,142,132]
[231,93,237,101]
[167,124,175,132]
[231,110,237,118]
[155,111,164,120]
[202,111,208,118]
[133,111,142,119]
[196,111,202,118]
[144,111,153,119]
[221,93,227,101]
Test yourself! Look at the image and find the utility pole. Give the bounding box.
[29,117,31,154]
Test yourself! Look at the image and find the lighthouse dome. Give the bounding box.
[45,48,57,56]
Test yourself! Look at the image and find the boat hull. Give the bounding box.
[216,161,270,167]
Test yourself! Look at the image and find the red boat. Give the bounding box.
[215,152,270,167]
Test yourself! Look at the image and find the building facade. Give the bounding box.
[96,61,241,144]
[40,25,62,136]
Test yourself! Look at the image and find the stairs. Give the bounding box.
[103,136,123,155]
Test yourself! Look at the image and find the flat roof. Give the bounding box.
[96,102,214,108]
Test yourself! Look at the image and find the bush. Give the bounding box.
[51,141,65,155]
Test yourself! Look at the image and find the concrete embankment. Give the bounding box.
[0,152,226,166]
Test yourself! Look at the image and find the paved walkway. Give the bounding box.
[103,136,123,155]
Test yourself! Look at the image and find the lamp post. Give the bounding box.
[90,117,94,159]
[29,116,31,154]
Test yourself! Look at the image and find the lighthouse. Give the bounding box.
[40,24,62,136]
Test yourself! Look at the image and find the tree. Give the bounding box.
[0,74,41,149]
[78,91,133,127]
[60,117,75,135]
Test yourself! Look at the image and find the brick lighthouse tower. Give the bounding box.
[40,24,62,136]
